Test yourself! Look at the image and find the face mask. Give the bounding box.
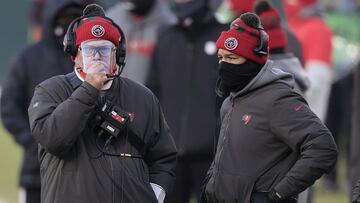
[123,0,155,16]
[216,60,263,97]
[80,42,116,77]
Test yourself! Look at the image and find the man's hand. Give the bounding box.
[84,61,108,90]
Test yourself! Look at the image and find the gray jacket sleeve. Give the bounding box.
[28,78,99,157]
[269,91,338,198]
[145,96,177,193]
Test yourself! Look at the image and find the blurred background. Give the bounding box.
[0,0,359,203]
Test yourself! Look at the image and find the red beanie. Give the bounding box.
[255,1,287,50]
[74,16,121,49]
[216,17,268,64]
[229,0,256,14]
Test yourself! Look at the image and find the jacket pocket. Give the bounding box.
[206,172,256,203]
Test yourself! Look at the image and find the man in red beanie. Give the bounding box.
[228,0,304,65]
[201,11,337,203]
[28,4,177,203]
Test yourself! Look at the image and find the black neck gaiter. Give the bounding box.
[216,60,263,98]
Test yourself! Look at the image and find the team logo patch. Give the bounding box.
[295,104,303,112]
[241,114,252,125]
[91,25,105,37]
[224,37,238,50]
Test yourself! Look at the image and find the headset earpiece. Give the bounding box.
[113,22,126,67]
[253,26,269,56]
[63,16,83,56]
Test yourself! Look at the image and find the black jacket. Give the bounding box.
[147,16,227,157]
[0,0,86,188]
[28,74,177,203]
[204,61,338,203]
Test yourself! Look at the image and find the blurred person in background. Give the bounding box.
[29,0,46,42]
[201,12,337,203]
[0,0,88,202]
[107,0,176,84]
[28,4,177,203]
[284,0,333,122]
[147,0,227,202]
[284,0,335,195]
[324,65,353,193]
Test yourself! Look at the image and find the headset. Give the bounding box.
[63,14,126,74]
[232,20,269,56]
[253,25,269,56]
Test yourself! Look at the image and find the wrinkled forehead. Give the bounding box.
[81,39,114,47]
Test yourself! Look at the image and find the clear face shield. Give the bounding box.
[79,39,117,77]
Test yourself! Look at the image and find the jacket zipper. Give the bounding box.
[213,101,235,182]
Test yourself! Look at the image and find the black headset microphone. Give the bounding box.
[63,14,127,79]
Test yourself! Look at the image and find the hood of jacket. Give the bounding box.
[270,53,310,92]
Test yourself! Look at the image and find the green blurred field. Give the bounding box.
[0,123,349,203]
[0,123,21,203]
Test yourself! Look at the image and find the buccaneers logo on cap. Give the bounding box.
[224,37,238,50]
[91,25,105,37]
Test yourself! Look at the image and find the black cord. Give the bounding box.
[88,130,104,159]
[91,96,143,202]
[97,131,143,159]
[95,131,143,203]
